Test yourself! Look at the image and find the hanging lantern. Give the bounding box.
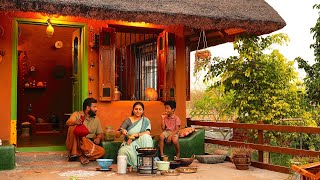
[46,19,54,37]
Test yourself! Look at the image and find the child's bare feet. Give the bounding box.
[161,155,169,161]
[175,153,180,159]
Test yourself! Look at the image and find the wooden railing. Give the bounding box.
[187,119,320,174]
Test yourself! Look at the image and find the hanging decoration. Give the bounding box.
[46,19,54,37]
[194,30,211,75]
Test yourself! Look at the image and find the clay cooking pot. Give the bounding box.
[174,154,195,166]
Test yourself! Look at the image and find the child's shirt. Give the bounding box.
[163,114,181,131]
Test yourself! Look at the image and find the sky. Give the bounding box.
[190,0,319,90]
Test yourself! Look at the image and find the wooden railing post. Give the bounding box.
[258,120,264,162]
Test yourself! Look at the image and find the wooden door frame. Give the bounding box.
[10,18,88,145]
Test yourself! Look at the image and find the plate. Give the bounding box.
[96,167,112,171]
[161,170,180,176]
[55,41,63,48]
[138,166,157,170]
[176,167,197,173]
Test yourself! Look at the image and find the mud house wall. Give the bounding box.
[0,11,187,140]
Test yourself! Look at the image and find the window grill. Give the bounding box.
[115,32,158,100]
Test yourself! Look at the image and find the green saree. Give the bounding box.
[118,117,153,167]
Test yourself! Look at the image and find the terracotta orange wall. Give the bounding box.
[0,13,13,140]
[0,11,187,140]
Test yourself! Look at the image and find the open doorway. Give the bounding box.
[13,20,87,147]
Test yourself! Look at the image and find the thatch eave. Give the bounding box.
[0,0,286,50]
[0,0,286,35]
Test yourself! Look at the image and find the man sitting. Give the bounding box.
[66,98,105,164]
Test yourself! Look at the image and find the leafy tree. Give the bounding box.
[295,4,320,105]
[190,85,237,122]
[186,89,206,120]
[195,33,303,124]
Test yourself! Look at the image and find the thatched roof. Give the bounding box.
[1,0,285,33]
[1,0,285,49]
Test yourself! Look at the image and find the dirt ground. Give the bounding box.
[0,160,295,180]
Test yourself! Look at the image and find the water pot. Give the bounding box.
[117,155,127,174]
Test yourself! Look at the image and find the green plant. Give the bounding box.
[190,85,237,121]
[295,3,320,105]
[194,33,303,124]
[289,156,320,167]
[231,147,254,158]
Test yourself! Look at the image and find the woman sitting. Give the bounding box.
[117,101,154,167]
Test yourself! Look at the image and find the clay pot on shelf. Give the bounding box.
[113,86,121,101]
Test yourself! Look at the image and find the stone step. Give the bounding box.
[16,151,67,163]
[16,160,99,170]
[15,151,99,170]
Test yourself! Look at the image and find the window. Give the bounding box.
[115,32,158,100]
[134,41,157,100]
[99,27,177,101]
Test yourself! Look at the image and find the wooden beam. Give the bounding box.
[186,29,225,44]
[251,161,290,174]
[189,36,235,51]
[205,139,320,157]
[190,120,320,134]
[186,29,222,39]
[108,24,164,34]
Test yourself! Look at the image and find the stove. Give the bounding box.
[137,152,157,174]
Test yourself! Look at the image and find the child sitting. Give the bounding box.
[159,100,181,159]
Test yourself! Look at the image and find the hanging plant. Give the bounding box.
[195,49,211,60]
[194,30,212,75]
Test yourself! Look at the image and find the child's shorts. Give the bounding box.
[162,130,179,142]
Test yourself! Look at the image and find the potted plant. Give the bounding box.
[231,147,254,170]
[194,49,211,75]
